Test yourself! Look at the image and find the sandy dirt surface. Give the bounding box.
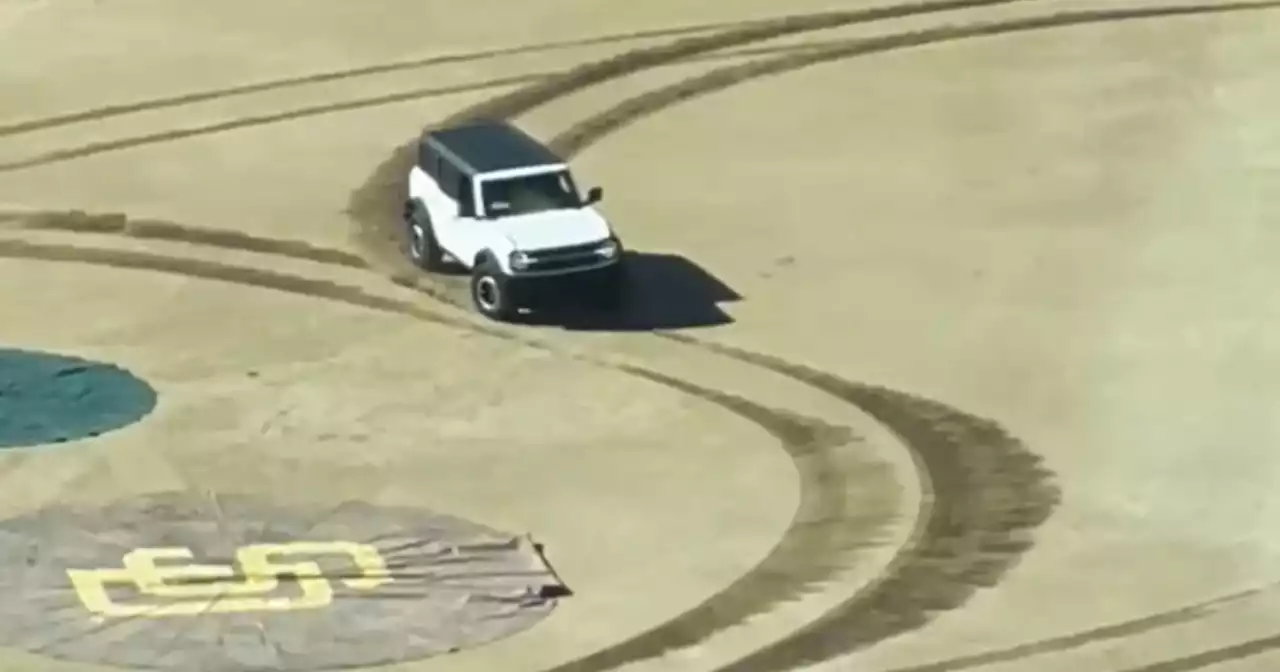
[1,0,1279,671]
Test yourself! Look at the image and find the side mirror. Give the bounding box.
[584,186,603,205]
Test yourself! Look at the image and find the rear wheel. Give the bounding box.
[470,260,517,321]
[404,200,444,272]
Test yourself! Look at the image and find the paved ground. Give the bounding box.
[1,0,1279,671]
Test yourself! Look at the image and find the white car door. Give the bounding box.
[411,166,456,232]
[438,175,486,266]
[421,184,460,251]
[418,169,483,266]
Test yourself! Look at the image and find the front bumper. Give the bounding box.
[507,258,623,305]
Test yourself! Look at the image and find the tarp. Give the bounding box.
[0,492,568,670]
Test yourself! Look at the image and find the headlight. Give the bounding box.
[508,251,531,271]
[596,238,620,259]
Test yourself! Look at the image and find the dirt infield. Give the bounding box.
[2,0,1280,671]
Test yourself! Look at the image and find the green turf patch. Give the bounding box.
[0,348,157,448]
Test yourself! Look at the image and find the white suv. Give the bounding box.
[403,120,626,321]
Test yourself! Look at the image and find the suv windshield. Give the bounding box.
[480,170,581,218]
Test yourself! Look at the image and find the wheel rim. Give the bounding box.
[409,224,425,259]
[475,276,500,312]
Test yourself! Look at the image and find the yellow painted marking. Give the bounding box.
[66,541,392,618]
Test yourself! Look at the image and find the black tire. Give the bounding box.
[470,260,516,321]
[404,200,444,272]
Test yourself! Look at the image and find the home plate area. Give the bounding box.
[0,492,566,671]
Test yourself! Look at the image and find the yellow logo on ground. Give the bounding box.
[67,541,392,618]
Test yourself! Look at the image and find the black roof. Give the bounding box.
[423,120,564,175]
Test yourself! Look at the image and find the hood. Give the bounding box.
[487,207,612,252]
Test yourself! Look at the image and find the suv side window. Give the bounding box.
[417,142,434,177]
[437,160,457,200]
[457,177,475,217]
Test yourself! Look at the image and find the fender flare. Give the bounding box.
[473,250,497,270]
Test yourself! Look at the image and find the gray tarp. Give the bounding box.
[0,492,568,670]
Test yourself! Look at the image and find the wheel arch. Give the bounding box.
[473,249,497,269]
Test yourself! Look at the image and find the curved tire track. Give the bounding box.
[0,40,905,175]
[548,1,1280,156]
[0,19,746,139]
[670,342,1058,672]
[533,3,1276,670]
[0,75,541,174]
[0,2,1031,177]
[11,0,1267,668]
[0,217,907,668]
[346,0,1035,273]
[347,1,1274,670]
[437,0,1033,127]
[881,582,1280,672]
[1116,633,1280,672]
[6,2,1056,669]
[3,209,371,268]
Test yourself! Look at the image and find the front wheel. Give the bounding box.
[470,262,517,321]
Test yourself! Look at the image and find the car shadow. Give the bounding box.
[522,251,740,331]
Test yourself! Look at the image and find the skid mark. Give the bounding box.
[0,40,850,176]
[519,3,1276,669]
[1115,633,1280,671]
[0,233,911,670]
[0,18,748,139]
[549,2,1280,156]
[0,75,541,174]
[347,0,1037,288]
[0,238,452,326]
[3,210,369,268]
[537,364,909,672]
[439,0,1036,126]
[655,338,1057,672]
[882,583,1280,672]
[15,0,1253,666]
[0,214,1026,672]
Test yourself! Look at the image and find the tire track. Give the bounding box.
[7,2,1046,669]
[346,4,1082,667]
[530,3,1276,671]
[2,210,370,268]
[352,0,1065,668]
[0,19,743,139]
[0,220,907,667]
[0,75,541,174]
[346,0,1036,273]
[0,237,452,327]
[0,42,862,175]
[648,339,1057,672]
[1116,633,1280,672]
[0,232,860,454]
[439,0,1034,126]
[12,0,1256,668]
[0,1,1031,176]
[548,1,1280,156]
[881,582,1280,672]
